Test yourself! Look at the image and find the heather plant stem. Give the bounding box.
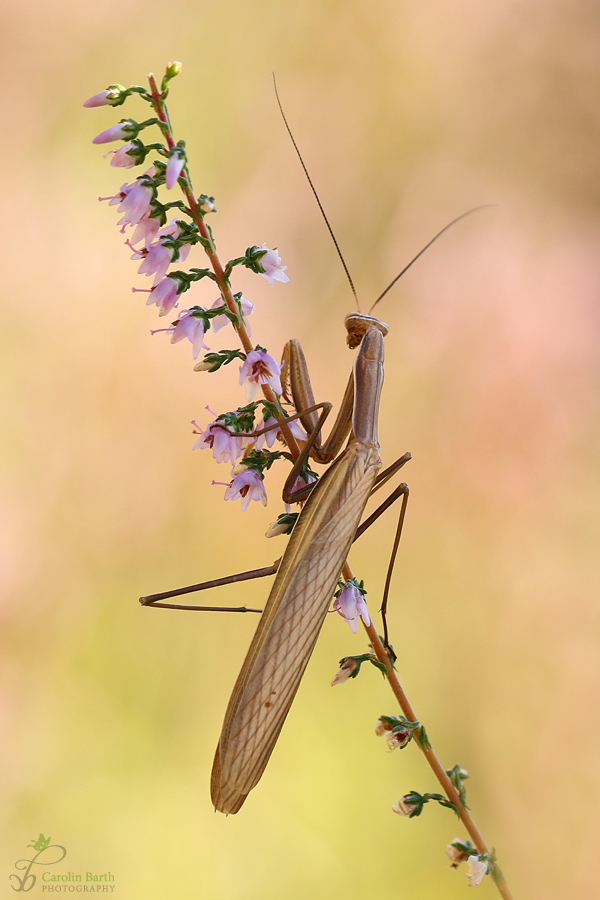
[340,563,514,900]
[146,73,300,458]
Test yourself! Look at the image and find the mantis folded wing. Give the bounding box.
[211,314,388,814]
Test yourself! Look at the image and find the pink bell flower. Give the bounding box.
[169,310,210,359]
[130,221,189,284]
[106,142,137,168]
[129,213,161,247]
[255,416,306,450]
[93,122,130,144]
[134,240,173,283]
[258,244,289,285]
[114,180,153,227]
[222,468,267,511]
[146,276,180,317]
[193,414,253,466]
[239,349,282,401]
[289,472,317,495]
[210,296,254,334]
[165,154,185,190]
[333,581,370,634]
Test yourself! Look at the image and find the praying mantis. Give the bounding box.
[138,86,485,815]
[141,306,412,813]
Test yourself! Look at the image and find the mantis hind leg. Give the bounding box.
[352,451,412,653]
[140,453,411,620]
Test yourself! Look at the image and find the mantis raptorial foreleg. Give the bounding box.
[140,341,412,631]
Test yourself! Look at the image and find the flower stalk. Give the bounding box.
[146,73,300,458]
[346,556,515,899]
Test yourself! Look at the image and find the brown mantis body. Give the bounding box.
[141,311,411,814]
[212,313,391,813]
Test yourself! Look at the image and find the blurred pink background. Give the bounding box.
[1,1,600,898]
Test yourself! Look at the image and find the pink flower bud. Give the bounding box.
[93,123,129,144]
[83,89,114,108]
[108,143,137,168]
[265,519,290,538]
[165,154,185,190]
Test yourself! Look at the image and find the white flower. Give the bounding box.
[392,797,416,817]
[375,717,392,737]
[466,856,488,887]
[258,244,289,286]
[331,658,357,686]
[199,196,216,213]
[445,840,469,868]
[386,729,410,752]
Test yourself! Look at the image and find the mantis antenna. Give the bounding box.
[273,74,360,312]
[369,205,494,312]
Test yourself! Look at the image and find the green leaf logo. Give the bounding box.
[27,833,51,852]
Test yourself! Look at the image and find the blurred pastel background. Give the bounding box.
[2,0,600,898]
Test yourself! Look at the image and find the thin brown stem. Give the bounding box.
[340,563,514,899]
[147,73,300,459]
